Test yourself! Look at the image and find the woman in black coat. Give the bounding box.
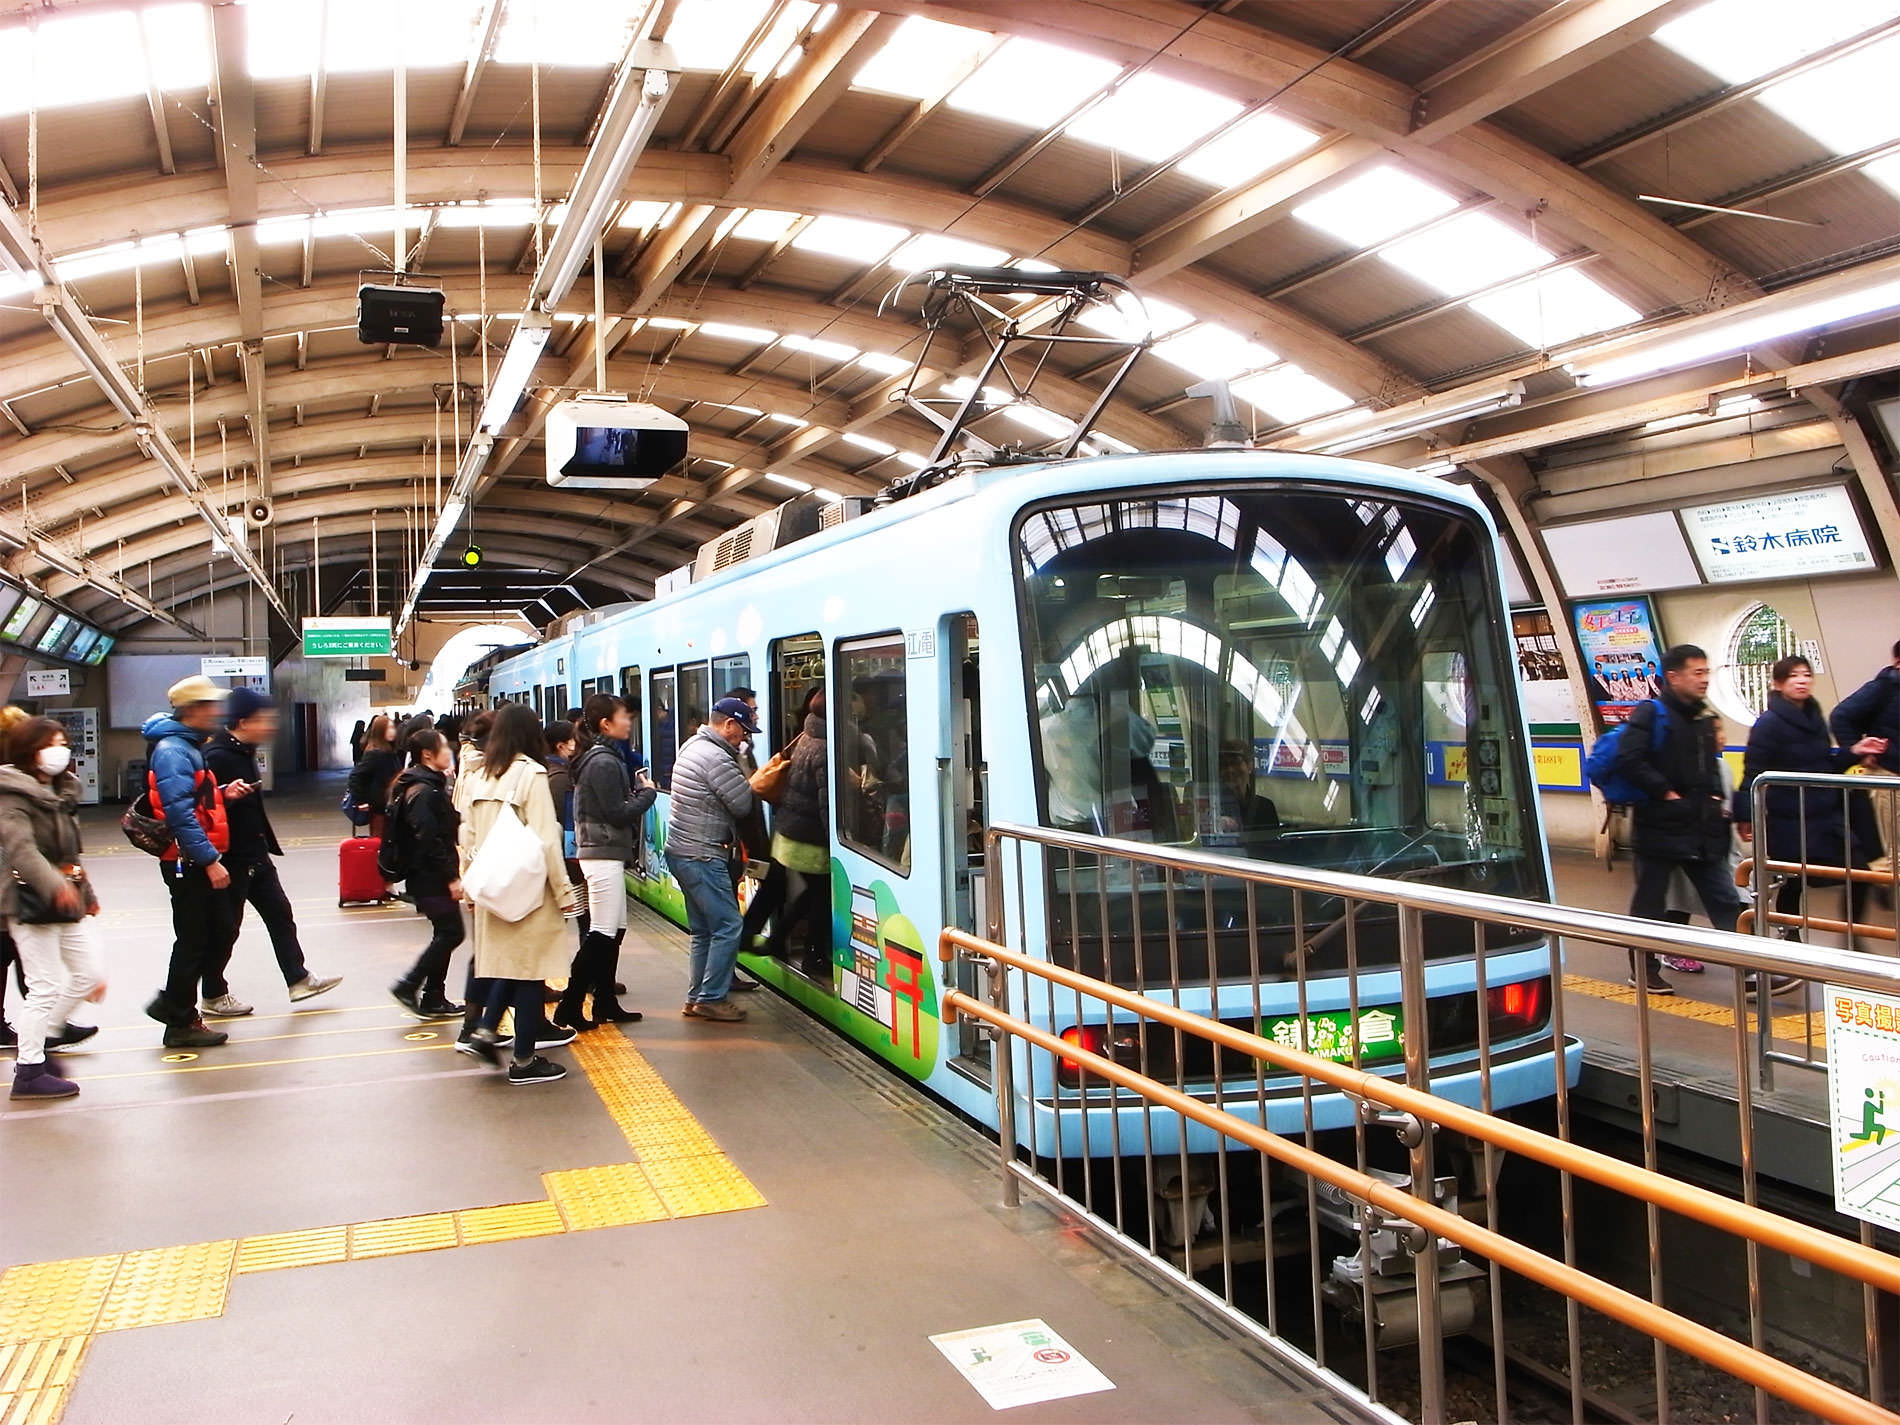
[1735,655,1888,934]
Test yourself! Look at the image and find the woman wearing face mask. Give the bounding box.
[0,718,103,1099]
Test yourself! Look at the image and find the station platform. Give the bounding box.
[0,783,1355,1425]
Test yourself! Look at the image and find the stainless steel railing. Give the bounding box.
[962,820,1900,1425]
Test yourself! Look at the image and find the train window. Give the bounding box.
[545,684,565,719]
[835,634,909,876]
[770,634,823,754]
[713,654,752,705]
[679,661,710,746]
[651,668,677,791]
[1017,489,1546,978]
[620,666,643,757]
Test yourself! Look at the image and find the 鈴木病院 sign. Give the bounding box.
[1681,486,1875,584]
[300,617,392,659]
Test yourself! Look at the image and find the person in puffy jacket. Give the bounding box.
[141,676,241,1048]
[347,714,401,836]
[0,717,103,1100]
[766,688,832,974]
[388,730,469,1020]
[666,698,759,1022]
[558,694,656,1031]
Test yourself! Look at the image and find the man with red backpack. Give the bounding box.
[140,676,246,1048]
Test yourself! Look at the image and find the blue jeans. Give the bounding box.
[668,853,742,1003]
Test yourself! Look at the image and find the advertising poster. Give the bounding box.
[1824,985,1900,1233]
[1571,596,1664,726]
[1681,485,1877,584]
[1512,608,1580,734]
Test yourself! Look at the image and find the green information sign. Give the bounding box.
[1262,1005,1404,1065]
[300,617,392,658]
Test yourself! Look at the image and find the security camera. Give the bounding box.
[246,500,274,527]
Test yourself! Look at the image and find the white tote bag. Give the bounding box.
[462,802,548,923]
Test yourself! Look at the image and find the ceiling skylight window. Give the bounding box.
[697,322,779,345]
[1469,269,1640,348]
[250,0,481,78]
[618,201,680,231]
[0,7,208,117]
[945,37,1121,128]
[1150,324,1277,380]
[1294,165,1460,248]
[842,433,897,455]
[791,215,909,263]
[1007,406,1077,440]
[888,233,1008,272]
[492,0,647,67]
[743,3,830,78]
[730,209,803,242]
[438,199,539,228]
[663,0,774,71]
[853,16,994,99]
[780,334,861,363]
[1232,369,1355,425]
[1078,294,1193,342]
[1381,212,1548,297]
[1175,110,1321,186]
[1652,0,1900,86]
[1752,31,1900,154]
[765,473,812,491]
[856,351,912,376]
[1064,71,1242,164]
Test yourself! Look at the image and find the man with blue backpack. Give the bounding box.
[1597,643,1740,994]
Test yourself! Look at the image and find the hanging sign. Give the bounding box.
[201,656,269,679]
[1681,486,1877,584]
[300,617,393,658]
[24,669,70,697]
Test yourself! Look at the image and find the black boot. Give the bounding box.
[593,928,642,1024]
[553,934,607,1031]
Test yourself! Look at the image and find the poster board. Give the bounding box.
[1545,511,1702,596]
[1570,596,1665,727]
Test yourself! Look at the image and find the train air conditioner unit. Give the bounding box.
[653,565,693,600]
[544,394,689,491]
[691,492,830,581]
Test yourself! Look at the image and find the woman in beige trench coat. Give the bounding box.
[456,704,577,1086]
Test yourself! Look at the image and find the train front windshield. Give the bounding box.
[1018,486,1546,982]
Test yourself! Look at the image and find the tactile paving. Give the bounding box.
[94,1241,235,1334]
[455,1200,567,1246]
[544,1163,669,1230]
[233,1226,350,1275]
[641,1153,769,1217]
[0,1335,89,1424]
[1566,971,1827,1043]
[0,1258,121,1345]
[348,1213,460,1260]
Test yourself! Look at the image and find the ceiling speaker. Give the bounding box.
[357,283,445,348]
[246,499,273,527]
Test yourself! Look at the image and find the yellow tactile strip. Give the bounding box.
[1565,971,1823,1042]
[0,1032,764,1424]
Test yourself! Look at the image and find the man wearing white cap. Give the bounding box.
[140,675,244,1048]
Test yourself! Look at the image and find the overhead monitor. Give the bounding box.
[65,627,99,664]
[85,634,114,666]
[1,597,43,645]
[545,397,688,490]
[36,613,72,654]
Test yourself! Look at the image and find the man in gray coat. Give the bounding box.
[666,698,759,1021]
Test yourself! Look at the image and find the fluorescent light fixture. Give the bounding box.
[478,311,553,434]
[1410,459,1459,477]
[1571,277,1900,387]
[1308,386,1523,455]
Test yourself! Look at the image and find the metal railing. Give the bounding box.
[1745,771,1900,1087]
[953,821,1900,1425]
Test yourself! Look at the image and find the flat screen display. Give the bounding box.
[0,596,40,643]
[36,614,72,654]
[85,634,114,666]
[560,425,688,481]
[0,586,22,630]
[64,627,99,663]
[13,605,52,650]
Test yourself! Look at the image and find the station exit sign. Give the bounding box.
[300,617,392,659]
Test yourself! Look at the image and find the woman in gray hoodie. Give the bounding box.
[0,717,103,1099]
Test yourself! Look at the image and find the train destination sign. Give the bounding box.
[1262,1006,1404,1066]
[1824,984,1900,1232]
[300,617,393,659]
[1681,485,1875,584]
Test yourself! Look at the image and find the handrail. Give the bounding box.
[941,925,1900,1425]
[989,820,1900,993]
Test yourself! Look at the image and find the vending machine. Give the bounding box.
[48,707,100,805]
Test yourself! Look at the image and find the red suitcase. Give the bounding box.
[339,830,387,907]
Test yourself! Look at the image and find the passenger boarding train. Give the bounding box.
[486,448,1581,1158]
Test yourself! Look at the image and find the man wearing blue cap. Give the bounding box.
[665,696,760,1022]
[200,687,342,1013]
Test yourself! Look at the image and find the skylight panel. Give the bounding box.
[0,10,150,116]
[1078,294,1193,341]
[1652,0,1900,86]
[493,0,645,67]
[765,473,812,491]
[256,215,312,246]
[853,16,993,99]
[1381,212,1548,297]
[781,334,860,362]
[663,0,775,71]
[142,4,213,91]
[250,0,481,78]
[790,215,909,263]
[945,37,1121,128]
[842,433,897,454]
[1175,109,1320,187]
[1007,406,1077,440]
[730,209,802,242]
[1233,369,1355,425]
[1753,31,1900,153]
[888,233,1008,271]
[1866,154,1900,199]
[438,199,539,228]
[312,206,399,240]
[1294,165,1460,248]
[696,322,779,345]
[1468,269,1640,348]
[1150,324,1277,380]
[1064,71,1242,164]
[618,201,679,231]
[743,2,826,78]
[856,351,912,376]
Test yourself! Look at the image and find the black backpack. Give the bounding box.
[377,784,416,882]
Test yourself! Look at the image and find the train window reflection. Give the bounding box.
[1017,488,1544,980]
[650,668,677,791]
[835,634,910,876]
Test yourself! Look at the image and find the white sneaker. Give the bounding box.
[201,994,254,1017]
[288,974,342,1002]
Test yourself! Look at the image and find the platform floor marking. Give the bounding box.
[0,1031,764,1423]
[1563,972,1823,1043]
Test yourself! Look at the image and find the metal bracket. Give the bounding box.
[1359,1101,1429,1149]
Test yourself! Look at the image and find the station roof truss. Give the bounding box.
[0,0,1896,634]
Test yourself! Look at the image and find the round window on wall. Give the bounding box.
[1723,601,1800,721]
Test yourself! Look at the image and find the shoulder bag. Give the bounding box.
[461,801,548,923]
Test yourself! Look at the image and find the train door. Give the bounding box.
[767,633,825,980]
[940,613,989,1075]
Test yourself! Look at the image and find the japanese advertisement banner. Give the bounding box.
[1681,485,1877,584]
[1571,596,1665,726]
